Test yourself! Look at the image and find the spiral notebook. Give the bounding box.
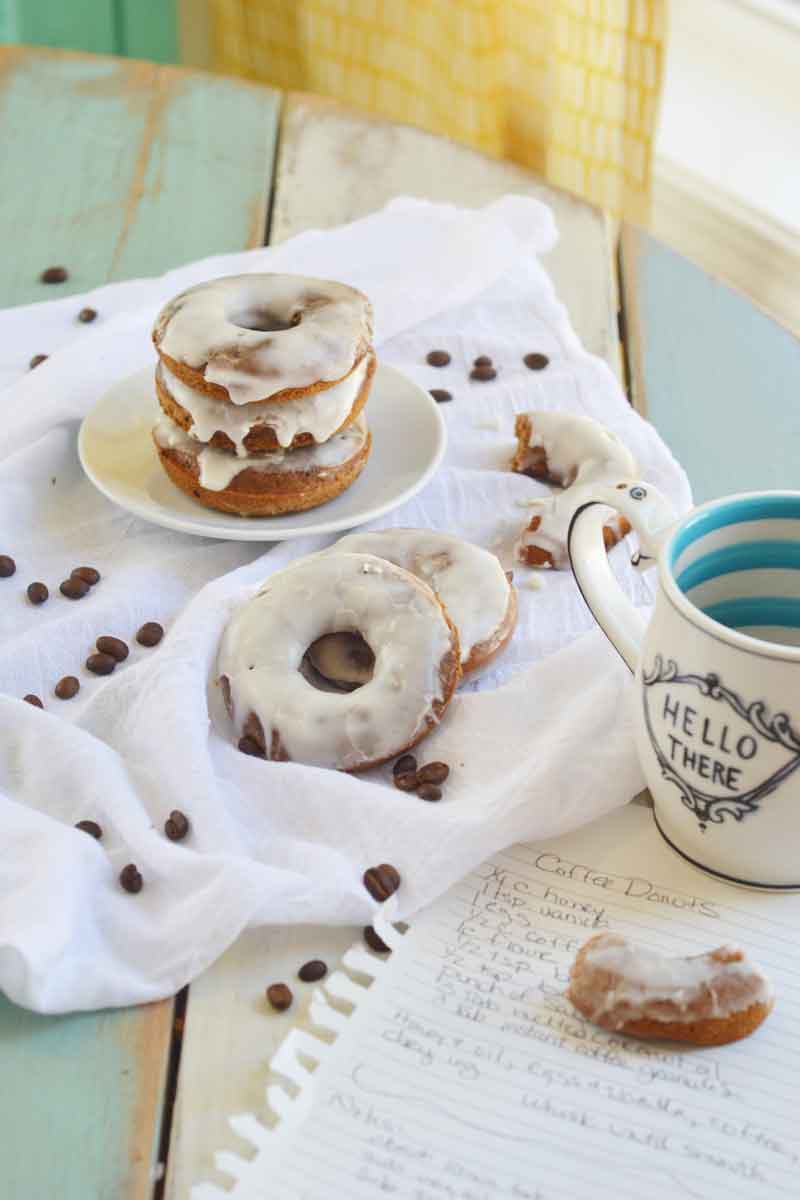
[196,805,799,1200]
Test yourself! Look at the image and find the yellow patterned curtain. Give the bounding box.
[209,0,665,221]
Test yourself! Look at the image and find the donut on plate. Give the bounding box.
[511,412,637,568]
[153,414,371,517]
[314,529,517,677]
[218,552,461,771]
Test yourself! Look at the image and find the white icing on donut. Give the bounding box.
[217,552,457,770]
[324,529,512,668]
[513,412,637,569]
[153,413,368,492]
[154,274,373,405]
[570,933,774,1028]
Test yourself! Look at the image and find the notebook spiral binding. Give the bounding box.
[192,911,404,1198]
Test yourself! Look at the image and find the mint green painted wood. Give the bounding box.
[0,47,279,307]
[118,0,179,63]
[625,232,800,505]
[6,0,116,54]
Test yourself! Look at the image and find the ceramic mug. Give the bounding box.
[568,486,800,890]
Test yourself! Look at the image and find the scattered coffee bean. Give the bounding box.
[523,352,549,371]
[426,349,451,367]
[119,863,143,893]
[394,770,419,793]
[393,753,417,776]
[417,761,450,786]
[86,651,116,676]
[298,959,327,983]
[60,577,89,600]
[76,819,102,839]
[430,388,452,403]
[71,566,100,585]
[96,635,129,662]
[23,694,43,708]
[266,982,293,1012]
[470,364,497,382]
[238,735,265,758]
[473,355,493,367]
[0,556,16,577]
[364,925,392,954]
[418,783,443,802]
[40,266,68,284]
[27,581,48,605]
[136,621,164,647]
[505,570,514,583]
[55,675,80,700]
[78,307,97,323]
[164,809,190,841]
[363,863,401,902]
[29,354,48,369]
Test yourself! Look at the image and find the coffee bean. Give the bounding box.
[417,761,450,786]
[363,863,401,902]
[298,959,327,983]
[523,352,549,371]
[40,266,68,284]
[470,364,497,381]
[393,753,417,776]
[29,354,48,369]
[60,577,89,600]
[505,570,514,583]
[71,566,100,585]
[473,355,493,367]
[164,810,190,841]
[418,783,443,802]
[119,863,143,893]
[364,925,392,954]
[238,735,265,758]
[394,770,419,793]
[55,675,80,700]
[136,621,164,647]
[426,349,451,367]
[430,388,452,403]
[266,982,293,1012]
[23,694,43,708]
[0,556,16,577]
[78,307,97,323]
[27,581,48,605]
[86,652,116,676]
[96,636,128,662]
[76,819,102,839]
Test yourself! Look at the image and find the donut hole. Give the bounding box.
[301,632,375,692]
[227,305,301,333]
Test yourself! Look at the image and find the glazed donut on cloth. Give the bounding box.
[568,933,774,1046]
[314,529,517,677]
[155,349,376,454]
[152,274,373,406]
[153,414,371,517]
[217,552,461,771]
[512,412,637,569]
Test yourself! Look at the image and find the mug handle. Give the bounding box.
[567,481,678,673]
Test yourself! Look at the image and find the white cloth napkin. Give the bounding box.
[0,198,692,1013]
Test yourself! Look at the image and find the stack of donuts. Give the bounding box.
[151,274,376,515]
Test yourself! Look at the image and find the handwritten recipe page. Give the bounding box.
[213,806,799,1200]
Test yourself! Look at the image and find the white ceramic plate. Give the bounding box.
[78,363,446,540]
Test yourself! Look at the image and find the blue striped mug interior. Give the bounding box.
[670,495,800,648]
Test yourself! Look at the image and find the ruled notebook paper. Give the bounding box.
[199,806,800,1200]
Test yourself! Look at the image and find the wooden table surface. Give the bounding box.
[1,45,797,1200]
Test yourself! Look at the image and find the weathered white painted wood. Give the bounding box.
[272,92,623,379]
[166,92,624,1199]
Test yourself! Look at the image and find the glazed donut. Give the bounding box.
[155,349,376,453]
[511,412,637,568]
[316,529,517,676]
[568,933,774,1046]
[153,414,371,517]
[152,274,373,406]
[217,552,461,771]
